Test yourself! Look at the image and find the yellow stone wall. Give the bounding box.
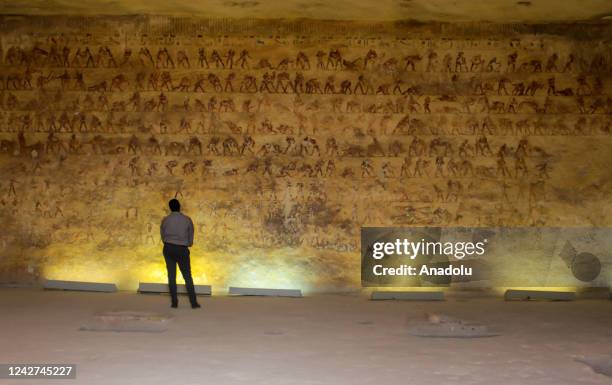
[0,16,610,291]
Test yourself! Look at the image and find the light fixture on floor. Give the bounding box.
[504,289,575,301]
[138,282,211,295]
[228,287,302,297]
[43,279,117,293]
[576,287,610,299]
[370,290,445,301]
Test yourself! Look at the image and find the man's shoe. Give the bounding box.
[171,302,178,308]
[191,303,201,309]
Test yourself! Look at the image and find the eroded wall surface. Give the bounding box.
[0,17,610,291]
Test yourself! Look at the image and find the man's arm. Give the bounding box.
[160,218,166,243]
[187,217,194,247]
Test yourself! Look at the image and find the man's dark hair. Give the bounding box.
[169,199,181,212]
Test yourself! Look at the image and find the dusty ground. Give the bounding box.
[0,288,611,385]
[0,0,610,22]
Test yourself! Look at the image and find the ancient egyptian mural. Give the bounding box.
[0,16,610,291]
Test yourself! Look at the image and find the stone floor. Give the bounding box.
[1,288,611,385]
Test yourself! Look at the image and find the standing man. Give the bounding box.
[160,199,200,309]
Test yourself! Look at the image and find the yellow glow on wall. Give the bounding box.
[136,257,221,287]
[39,242,319,292]
[225,255,308,292]
[366,286,448,292]
[43,263,118,285]
[494,286,578,295]
[138,262,172,284]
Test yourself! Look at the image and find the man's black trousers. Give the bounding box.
[163,243,198,306]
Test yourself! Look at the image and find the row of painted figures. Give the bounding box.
[2,45,609,74]
[1,67,607,99]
